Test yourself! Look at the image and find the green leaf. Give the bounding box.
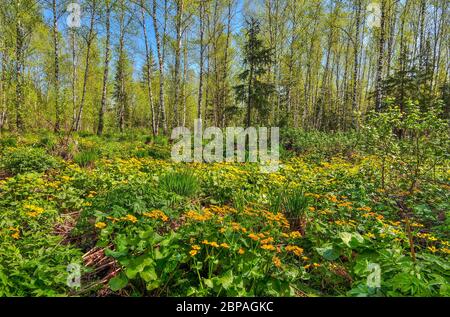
[315,244,340,261]
[109,272,128,291]
[339,232,364,248]
[140,266,157,282]
[219,270,234,290]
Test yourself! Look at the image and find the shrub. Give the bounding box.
[159,170,199,197]
[0,136,17,149]
[0,147,58,175]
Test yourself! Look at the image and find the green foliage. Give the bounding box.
[0,147,58,175]
[271,187,309,220]
[73,149,99,168]
[159,170,199,198]
[0,132,448,297]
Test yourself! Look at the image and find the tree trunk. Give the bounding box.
[141,0,156,135]
[351,0,361,128]
[52,0,61,132]
[74,0,97,132]
[375,0,386,112]
[98,0,111,136]
[152,0,167,134]
[197,0,205,121]
[173,0,184,127]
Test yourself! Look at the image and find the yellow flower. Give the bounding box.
[304,264,311,269]
[313,263,321,268]
[11,232,20,239]
[365,232,375,239]
[261,244,276,251]
[202,239,209,245]
[327,195,338,203]
[192,245,201,250]
[189,249,198,257]
[248,233,260,241]
[289,231,302,239]
[261,237,274,244]
[441,247,450,254]
[209,241,219,248]
[220,243,230,249]
[427,246,438,253]
[285,245,304,256]
[302,256,309,261]
[272,256,282,268]
[123,214,138,223]
[308,207,315,212]
[238,248,245,255]
[95,222,107,229]
[143,210,169,222]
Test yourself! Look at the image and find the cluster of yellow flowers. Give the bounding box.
[326,194,338,203]
[272,256,282,268]
[86,191,97,198]
[356,206,372,212]
[416,232,438,242]
[261,237,274,244]
[189,245,201,256]
[305,193,321,199]
[285,245,304,256]
[123,214,138,223]
[304,263,321,270]
[143,210,169,222]
[261,244,276,251]
[46,181,61,189]
[8,227,20,239]
[95,222,107,229]
[362,212,384,220]
[206,205,237,216]
[201,240,229,249]
[261,210,290,228]
[185,209,213,222]
[229,222,247,233]
[24,204,45,218]
[337,201,353,209]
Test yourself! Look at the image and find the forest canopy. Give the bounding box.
[0,0,448,134]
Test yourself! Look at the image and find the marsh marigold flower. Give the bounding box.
[261,244,276,251]
[189,249,198,257]
[285,245,304,256]
[95,222,107,229]
[272,256,282,268]
[123,214,138,223]
[289,231,302,239]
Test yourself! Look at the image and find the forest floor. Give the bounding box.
[0,132,448,296]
